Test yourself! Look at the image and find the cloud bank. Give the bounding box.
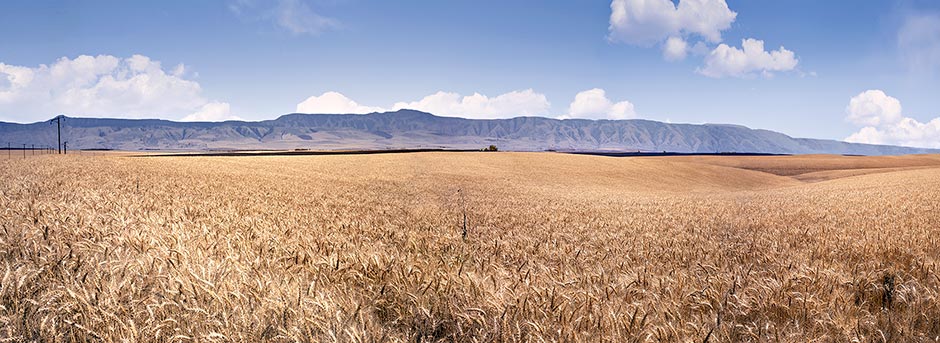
[390,90,551,119]
[296,90,551,119]
[0,54,236,123]
[845,90,940,148]
[295,89,636,120]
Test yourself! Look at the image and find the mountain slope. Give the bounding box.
[0,110,935,155]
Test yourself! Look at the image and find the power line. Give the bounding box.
[50,115,64,154]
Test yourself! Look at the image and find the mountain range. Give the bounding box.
[0,110,936,155]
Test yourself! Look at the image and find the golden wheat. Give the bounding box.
[0,152,938,342]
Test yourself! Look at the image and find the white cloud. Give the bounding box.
[845,90,902,127]
[607,0,802,77]
[392,89,551,119]
[698,38,798,78]
[608,0,736,45]
[229,0,338,36]
[898,14,940,76]
[181,102,240,122]
[663,36,689,61]
[845,90,940,148]
[563,88,636,120]
[0,54,231,123]
[296,91,384,114]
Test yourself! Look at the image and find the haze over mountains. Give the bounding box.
[0,110,936,155]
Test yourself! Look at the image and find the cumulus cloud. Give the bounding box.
[295,90,551,119]
[898,14,940,77]
[845,90,902,127]
[663,36,689,61]
[845,90,940,148]
[296,91,384,114]
[608,0,736,45]
[0,54,233,123]
[229,0,338,36]
[563,88,636,120]
[697,38,798,78]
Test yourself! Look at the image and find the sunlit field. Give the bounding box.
[2,152,939,342]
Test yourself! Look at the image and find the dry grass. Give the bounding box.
[1,152,939,342]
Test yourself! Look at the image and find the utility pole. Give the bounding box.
[31,144,34,156]
[50,115,64,154]
[63,142,68,155]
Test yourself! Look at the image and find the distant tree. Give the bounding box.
[484,145,498,152]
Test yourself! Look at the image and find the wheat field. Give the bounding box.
[1,152,939,342]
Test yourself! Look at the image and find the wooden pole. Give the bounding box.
[57,117,62,154]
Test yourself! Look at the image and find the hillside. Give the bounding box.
[0,110,936,155]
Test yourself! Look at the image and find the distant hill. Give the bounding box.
[0,110,936,155]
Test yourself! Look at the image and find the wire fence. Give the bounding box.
[2,142,89,158]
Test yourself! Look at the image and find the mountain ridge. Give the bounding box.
[0,110,936,155]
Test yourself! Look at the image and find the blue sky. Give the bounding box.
[1,0,939,147]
